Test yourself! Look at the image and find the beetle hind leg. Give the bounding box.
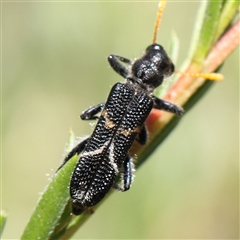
[113,155,134,192]
[57,137,90,172]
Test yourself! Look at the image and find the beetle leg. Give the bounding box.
[113,155,133,192]
[136,124,148,145]
[152,96,184,115]
[80,102,105,120]
[57,138,90,172]
[108,54,132,78]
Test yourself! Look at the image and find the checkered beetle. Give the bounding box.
[60,0,184,215]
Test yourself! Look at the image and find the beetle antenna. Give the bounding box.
[152,0,166,44]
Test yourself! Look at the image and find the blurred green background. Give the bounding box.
[2,1,239,239]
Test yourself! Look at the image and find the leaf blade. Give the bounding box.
[20,155,77,240]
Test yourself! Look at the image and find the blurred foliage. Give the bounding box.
[2,1,239,239]
[0,211,7,236]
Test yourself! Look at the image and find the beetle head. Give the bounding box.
[131,44,174,90]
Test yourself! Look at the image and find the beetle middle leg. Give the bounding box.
[152,96,184,115]
[80,102,105,120]
[135,124,148,145]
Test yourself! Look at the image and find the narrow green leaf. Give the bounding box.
[213,0,239,43]
[0,210,7,236]
[57,211,93,240]
[21,155,77,240]
[156,30,180,98]
[168,30,180,65]
[192,1,223,63]
[48,200,72,239]
[188,1,208,60]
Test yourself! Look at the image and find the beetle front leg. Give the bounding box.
[108,54,132,78]
[80,102,105,120]
[152,96,184,115]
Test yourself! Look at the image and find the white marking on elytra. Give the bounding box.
[108,142,119,173]
[80,139,118,173]
[121,126,141,137]
[81,140,110,158]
